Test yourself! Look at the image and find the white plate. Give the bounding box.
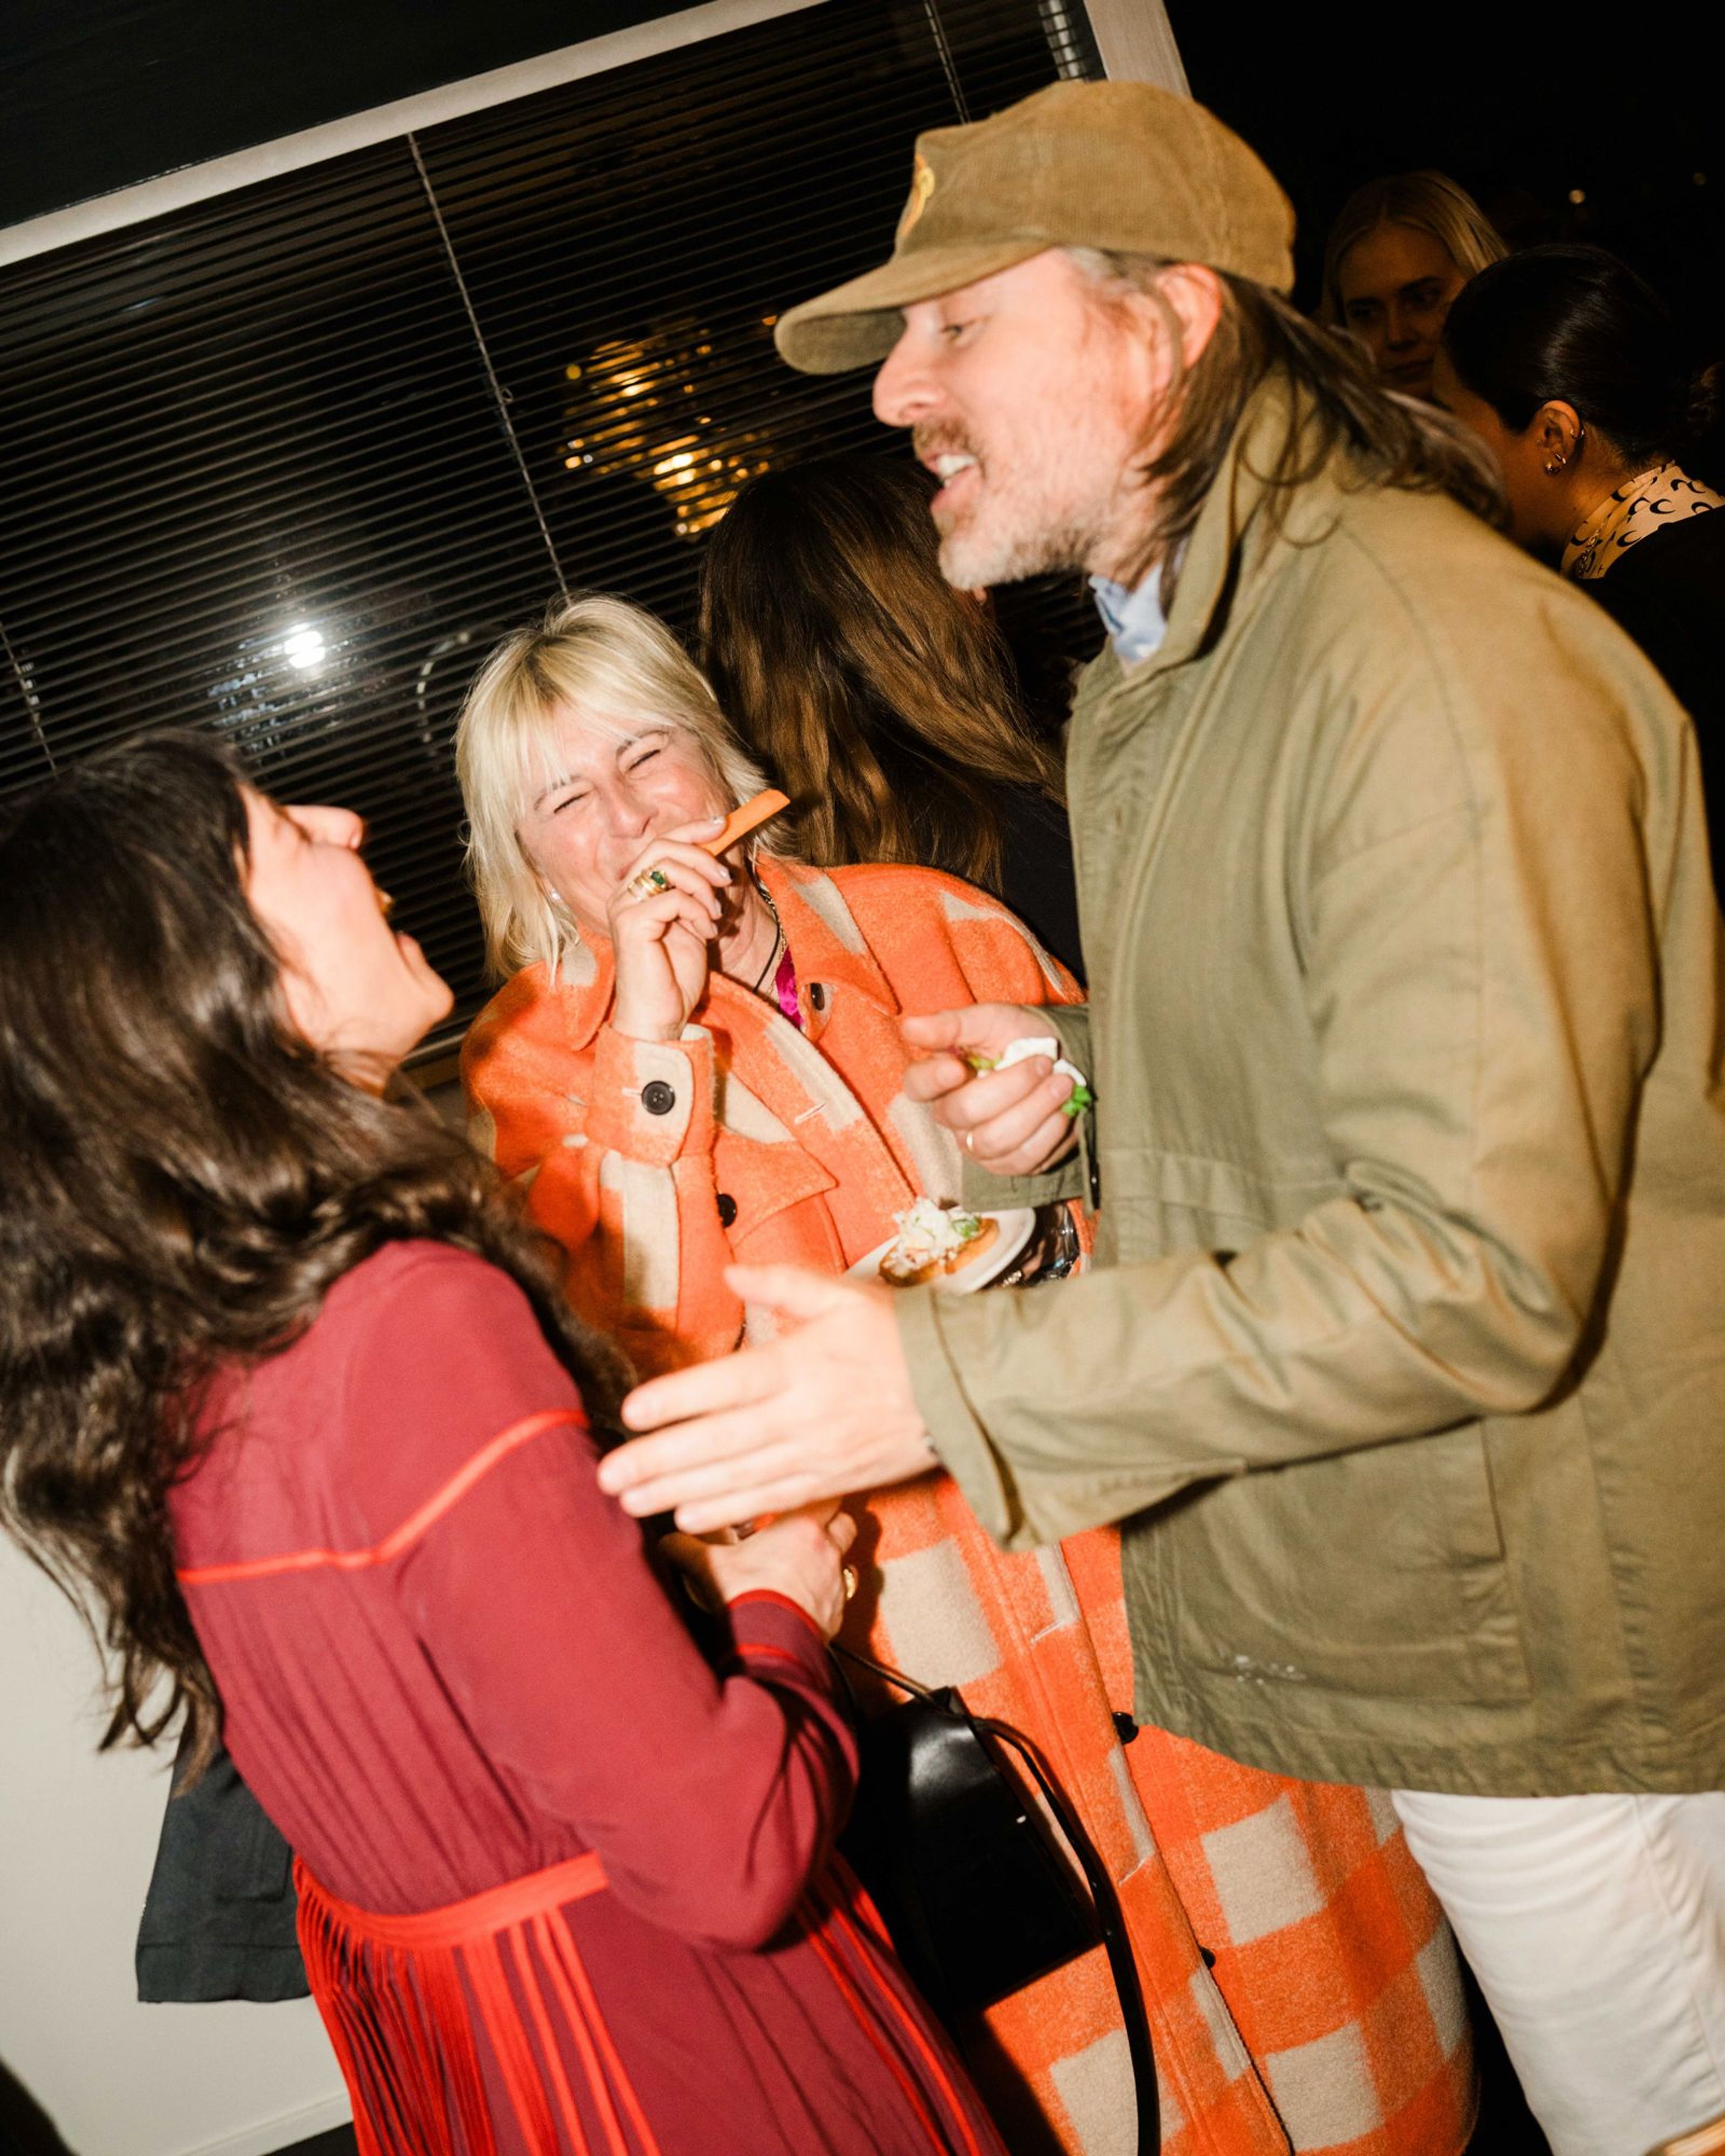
[847,1208,1038,1295]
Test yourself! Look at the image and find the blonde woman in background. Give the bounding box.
[1322,170,1506,400]
[454,593,1477,2156]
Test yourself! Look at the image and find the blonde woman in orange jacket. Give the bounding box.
[456,594,1475,2156]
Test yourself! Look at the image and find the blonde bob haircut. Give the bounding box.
[456,592,778,982]
[1320,170,1507,327]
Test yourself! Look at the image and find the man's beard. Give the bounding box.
[935,512,1097,589]
[918,424,1117,589]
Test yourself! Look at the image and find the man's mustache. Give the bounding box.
[912,425,983,467]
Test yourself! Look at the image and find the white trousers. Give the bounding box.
[1392,1789,1725,2156]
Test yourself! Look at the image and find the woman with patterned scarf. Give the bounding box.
[1438,244,1725,898]
[458,593,1477,2156]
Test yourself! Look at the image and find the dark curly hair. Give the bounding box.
[0,732,628,1773]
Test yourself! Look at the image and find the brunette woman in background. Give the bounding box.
[0,733,1004,2156]
[1437,245,1725,898]
[699,453,1085,981]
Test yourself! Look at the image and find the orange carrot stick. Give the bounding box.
[701,788,789,857]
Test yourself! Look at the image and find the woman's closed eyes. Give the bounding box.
[549,733,669,814]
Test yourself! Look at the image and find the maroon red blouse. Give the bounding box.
[171,1241,1000,2156]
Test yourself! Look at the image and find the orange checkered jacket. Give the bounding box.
[463,856,1475,2156]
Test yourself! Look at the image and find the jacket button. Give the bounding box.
[716,1192,738,1228]
[809,982,826,1011]
[641,1079,676,1116]
[1112,1711,1139,1746]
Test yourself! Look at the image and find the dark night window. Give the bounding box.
[0,0,1097,1056]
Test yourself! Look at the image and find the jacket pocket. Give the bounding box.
[1099,1144,1343,1253]
[1156,1421,1532,1707]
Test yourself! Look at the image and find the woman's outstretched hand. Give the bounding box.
[607,819,730,1043]
[600,1267,938,1534]
[901,1003,1080,1179]
[660,1502,859,1639]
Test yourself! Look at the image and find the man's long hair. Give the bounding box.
[1072,252,1504,588]
[0,733,628,1774]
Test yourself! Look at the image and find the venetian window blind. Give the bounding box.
[0,0,1099,1053]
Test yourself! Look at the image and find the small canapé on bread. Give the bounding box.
[879,1199,999,1288]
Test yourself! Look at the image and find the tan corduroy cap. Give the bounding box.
[775,79,1295,374]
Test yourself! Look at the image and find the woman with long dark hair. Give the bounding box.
[0,732,1005,2156]
[698,454,1084,979]
[1437,245,1725,895]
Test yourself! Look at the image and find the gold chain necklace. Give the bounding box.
[748,878,784,997]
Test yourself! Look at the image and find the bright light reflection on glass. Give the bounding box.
[283,625,326,672]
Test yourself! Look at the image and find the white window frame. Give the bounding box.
[0,0,826,267]
[1083,0,1187,94]
[0,0,1186,270]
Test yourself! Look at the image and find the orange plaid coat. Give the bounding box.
[463,857,1475,2156]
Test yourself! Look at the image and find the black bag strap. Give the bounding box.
[834,1644,1159,2155]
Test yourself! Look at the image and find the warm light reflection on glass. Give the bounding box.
[557,318,779,538]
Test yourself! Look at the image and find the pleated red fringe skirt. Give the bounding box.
[295,1851,1004,2156]
[296,1850,658,2156]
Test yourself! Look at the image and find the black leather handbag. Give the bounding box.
[835,1645,1158,2153]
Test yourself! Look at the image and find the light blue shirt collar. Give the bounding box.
[1089,560,1169,666]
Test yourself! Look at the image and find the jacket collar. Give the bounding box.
[1101,372,1331,692]
[766,856,900,1027]
[526,854,898,1051]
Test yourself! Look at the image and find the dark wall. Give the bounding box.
[0,0,691,228]
[1163,0,1724,358]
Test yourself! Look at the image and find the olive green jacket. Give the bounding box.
[897,385,1725,1796]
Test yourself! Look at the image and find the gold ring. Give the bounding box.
[842,1564,858,1602]
[628,865,671,900]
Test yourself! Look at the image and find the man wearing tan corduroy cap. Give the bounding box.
[602,82,1725,2156]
